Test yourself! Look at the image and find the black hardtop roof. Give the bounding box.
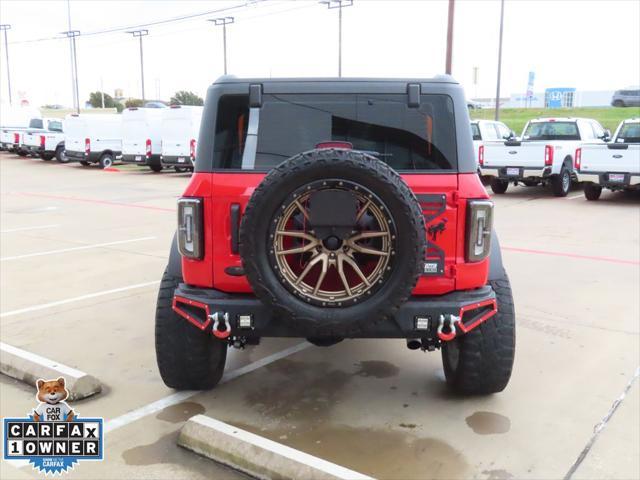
[212,75,458,86]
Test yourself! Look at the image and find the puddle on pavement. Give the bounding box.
[156,401,205,423]
[482,469,515,480]
[353,360,400,378]
[232,422,468,480]
[465,411,511,435]
[246,359,351,420]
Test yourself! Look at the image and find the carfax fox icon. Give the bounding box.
[3,377,104,475]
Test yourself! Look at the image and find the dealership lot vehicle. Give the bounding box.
[611,88,640,107]
[160,105,203,172]
[121,107,164,172]
[156,77,515,396]
[0,106,42,152]
[471,119,514,169]
[22,118,66,162]
[576,118,640,200]
[0,152,638,480]
[64,113,122,168]
[481,117,610,196]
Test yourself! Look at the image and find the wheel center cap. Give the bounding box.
[323,235,342,251]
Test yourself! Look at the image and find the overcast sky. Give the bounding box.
[0,0,638,107]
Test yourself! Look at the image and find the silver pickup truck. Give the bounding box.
[481,117,609,196]
[575,118,640,200]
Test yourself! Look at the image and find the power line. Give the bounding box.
[7,1,272,45]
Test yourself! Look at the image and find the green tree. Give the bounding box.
[124,98,144,108]
[170,90,204,106]
[88,91,123,112]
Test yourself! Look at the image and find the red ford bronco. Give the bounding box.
[156,77,516,395]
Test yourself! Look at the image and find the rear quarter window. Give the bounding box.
[212,93,457,172]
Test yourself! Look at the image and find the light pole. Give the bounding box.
[320,0,353,77]
[62,30,81,113]
[495,0,505,120]
[0,24,11,105]
[445,0,455,75]
[208,17,234,75]
[127,29,149,102]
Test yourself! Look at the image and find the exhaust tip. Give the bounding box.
[406,338,421,350]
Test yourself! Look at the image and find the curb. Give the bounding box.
[0,342,102,401]
[178,414,375,480]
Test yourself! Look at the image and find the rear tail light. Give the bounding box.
[13,133,19,144]
[85,138,90,155]
[544,145,554,166]
[40,135,46,148]
[466,200,493,262]
[478,145,485,166]
[146,138,152,158]
[177,197,203,259]
[190,139,196,161]
[574,148,582,170]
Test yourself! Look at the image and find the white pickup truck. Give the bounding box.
[22,118,67,162]
[471,119,514,171]
[575,118,640,200]
[480,117,610,196]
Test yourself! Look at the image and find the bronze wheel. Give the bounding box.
[269,179,397,307]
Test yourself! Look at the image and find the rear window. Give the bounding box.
[29,119,43,129]
[522,121,580,141]
[213,93,457,171]
[471,123,481,141]
[616,123,640,143]
[48,120,63,132]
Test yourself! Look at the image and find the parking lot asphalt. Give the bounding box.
[1,152,638,480]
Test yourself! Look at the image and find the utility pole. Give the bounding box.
[208,17,234,75]
[320,0,353,77]
[127,29,148,101]
[62,30,81,113]
[0,24,12,105]
[495,0,505,120]
[445,0,455,75]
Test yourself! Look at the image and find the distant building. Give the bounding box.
[496,88,616,109]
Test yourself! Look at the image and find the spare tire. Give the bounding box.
[239,148,426,336]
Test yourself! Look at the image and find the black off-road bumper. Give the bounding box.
[172,284,497,340]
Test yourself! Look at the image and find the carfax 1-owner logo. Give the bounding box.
[3,377,104,475]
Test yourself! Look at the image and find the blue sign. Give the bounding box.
[545,87,576,108]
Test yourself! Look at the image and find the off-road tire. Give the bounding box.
[584,183,602,201]
[441,275,516,395]
[80,161,91,166]
[149,164,163,172]
[55,146,69,163]
[551,164,571,197]
[155,269,227,390]
[99,153,114,169]
[240,148,426,336]
[490,178,509,194]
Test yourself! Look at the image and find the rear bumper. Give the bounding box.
[577,171,640,187]
[161,155,194,167]
[122,153,161,166]
[65,150,92,162]
[481,165,551,179]
[172,284,497,339]
[25,145,45,155]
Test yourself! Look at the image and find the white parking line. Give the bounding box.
[0,236,156,261]
[0,224,60,233]
[105,341,312,433]
[0,281,160,318]
[567,193,584,200]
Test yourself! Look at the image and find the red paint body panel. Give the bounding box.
[181,171,492,295]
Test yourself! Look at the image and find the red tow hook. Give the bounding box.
[437,314,460,342]
[211,312,231,339]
